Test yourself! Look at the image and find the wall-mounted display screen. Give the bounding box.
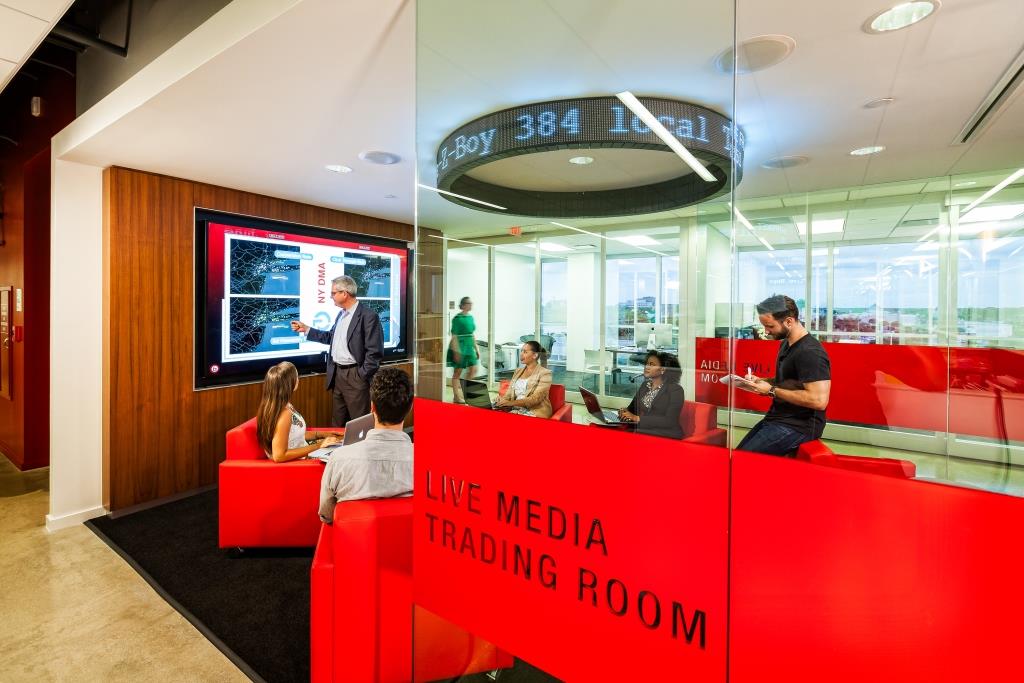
[194,209,411,389]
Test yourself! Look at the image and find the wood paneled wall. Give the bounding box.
[416,227,444,400]
[104,167,413,510]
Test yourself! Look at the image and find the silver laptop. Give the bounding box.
[579,387,626,424]
[343,412,375,445]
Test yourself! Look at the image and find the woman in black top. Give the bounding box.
[618,351,685,439]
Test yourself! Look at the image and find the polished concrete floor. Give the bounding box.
[0,455,247,682]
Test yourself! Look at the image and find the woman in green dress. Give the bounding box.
[447,296,479,403]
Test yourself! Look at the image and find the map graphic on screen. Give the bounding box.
[229,240,301,295]
[228,297,301,354]
[195,211,410,389]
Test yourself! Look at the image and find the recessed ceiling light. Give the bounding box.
[864,1,940,34]
[850,146,886,156]
[715,35,796,74]
[795,218,845,235]
[954,181,977,187]
[325,164,352,174]
[864,97,895,109]
[761,155,809,169]
[569,156,594,165]
[359,150,402,165]
[539,242,572,252]
[614,235,660,247]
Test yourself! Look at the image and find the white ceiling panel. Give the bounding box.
[49,0,1024,241]
[0,0,70,18]
[0,6,46,62]
[0,58,14,84]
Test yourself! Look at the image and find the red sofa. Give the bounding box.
[311,499,512,682]
[498,380,572,422]
[681,400,728,446]
[218,417,334,548]
[797,439,916,478]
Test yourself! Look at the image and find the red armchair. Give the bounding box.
[498,380,572,422]
[311,499,512,682]
[218,417,334,548]
[797,439,916,478]
[680,400,728,446]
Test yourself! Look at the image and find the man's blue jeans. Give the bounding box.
[736,420,814,457]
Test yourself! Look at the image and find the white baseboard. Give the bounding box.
[46,505,107,533]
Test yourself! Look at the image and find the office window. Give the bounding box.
[957,233,1024,349]
[605,257,657,346]
[832,243,938,345]
[735,249,806,337]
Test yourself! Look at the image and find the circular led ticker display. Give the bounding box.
[435,96,744,217]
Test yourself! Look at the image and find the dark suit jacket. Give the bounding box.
[306,302,384,389]
[625,381,685,439]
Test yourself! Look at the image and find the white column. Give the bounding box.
[565,252,599,372]
[47,160,106,532]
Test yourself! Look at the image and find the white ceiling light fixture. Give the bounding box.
[550,221,669,256]
[954,181,977,187]
[325,164,352,174]
[715,35,796,74]
[568,156,594,165]
[959,204,1024,224]
[960,168,1024,217]
[614,235,660,247]
[539,242,572,253]
[864,1,940,34]
[615,91,716,182]
[795,218,845,235]
[864,97,895,109]
[359,150,402,165]
[417,183,507,211]
[850,146,886,156]
[761,155,809,170]
[732,205,775,251]
[428,234,489,247]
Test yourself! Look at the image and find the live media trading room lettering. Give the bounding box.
[423,471,707,649]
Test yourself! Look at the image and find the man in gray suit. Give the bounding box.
[291,275,384,427]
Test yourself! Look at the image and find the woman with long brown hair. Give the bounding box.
[257,361,341,462]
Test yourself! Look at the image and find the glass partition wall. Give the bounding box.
[414,0,1024,678]
[415,0,736,678]
[419,2,1024,487]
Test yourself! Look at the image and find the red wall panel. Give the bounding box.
[413,398,730,681]
[729,450,1024,682]
[696,337,1024,441]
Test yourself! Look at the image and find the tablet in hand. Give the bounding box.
[719,374,759,393]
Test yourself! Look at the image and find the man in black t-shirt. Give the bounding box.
[738,295,831,456]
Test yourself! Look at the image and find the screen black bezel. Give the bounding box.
[193,208,412,390]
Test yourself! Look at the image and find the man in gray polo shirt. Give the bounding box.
[318,367,413,523]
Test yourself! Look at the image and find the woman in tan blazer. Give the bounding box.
[495,340,553,418]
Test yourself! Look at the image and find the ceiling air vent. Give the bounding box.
[954,46,1024,145]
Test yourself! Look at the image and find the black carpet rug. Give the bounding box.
[87,488,561,683]
[87,489,312,683]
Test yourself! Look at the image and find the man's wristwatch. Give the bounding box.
[767,386,776,398]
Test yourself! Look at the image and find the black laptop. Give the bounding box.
[462,380,514,411]
[579,387,628,424]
